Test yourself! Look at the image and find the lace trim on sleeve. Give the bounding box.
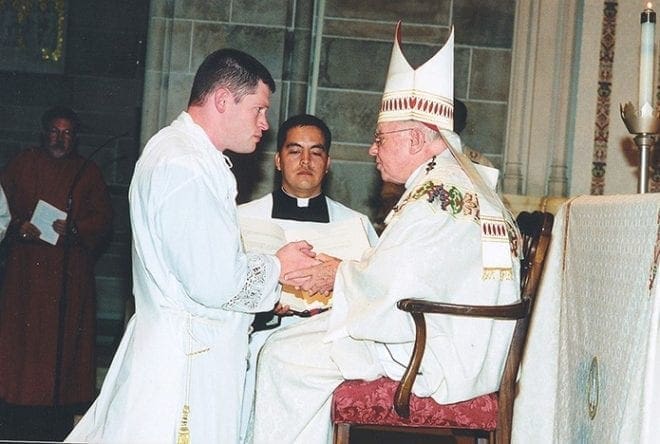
[222,254,276,311]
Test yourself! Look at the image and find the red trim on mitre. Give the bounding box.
[421,121,439,131]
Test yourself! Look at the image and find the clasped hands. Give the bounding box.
[275,240,341,297]
[19,219,69,241]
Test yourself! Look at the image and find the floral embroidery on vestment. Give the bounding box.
[392,180,480,222]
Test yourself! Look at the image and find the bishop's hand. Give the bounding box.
[275,240,318,286]
[284,253,341,296]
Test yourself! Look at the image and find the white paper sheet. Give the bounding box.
[239,216,370,259]
[30,199,67,245]
[239,216,371,311]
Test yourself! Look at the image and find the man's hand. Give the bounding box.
[284,253,341,296]
[19,221,41,241]
[273,302,293,317]
[276,240,318,284]
[52,218,68,236]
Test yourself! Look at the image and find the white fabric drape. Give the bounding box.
[67,112,281,443]
[513,194,660,442]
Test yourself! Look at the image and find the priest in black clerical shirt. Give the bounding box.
[270,186,330,222]
[236,114,378,442]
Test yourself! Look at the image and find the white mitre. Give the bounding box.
[378,21,520,278]
[378,21,454,132]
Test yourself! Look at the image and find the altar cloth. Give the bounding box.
[512,194,660,443]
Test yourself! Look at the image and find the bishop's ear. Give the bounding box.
[408,127,425,154]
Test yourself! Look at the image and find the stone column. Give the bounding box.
[503,0,580,196]
[140,0,176,149]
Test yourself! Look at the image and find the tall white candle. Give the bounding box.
[639,3,656,112]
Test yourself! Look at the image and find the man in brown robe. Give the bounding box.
[0,106,113,440]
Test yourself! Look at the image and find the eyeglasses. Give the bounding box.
[373,128,414,148]
[47,127,74,138]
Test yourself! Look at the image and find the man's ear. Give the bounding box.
[324,156,332,174]
[409,128,425,154]
[274,152,282,171]
[213,88,232,113]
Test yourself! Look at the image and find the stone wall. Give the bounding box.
[0,0,516,364]
[143,0,516,219]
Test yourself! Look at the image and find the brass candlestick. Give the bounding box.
[620,102,660,193]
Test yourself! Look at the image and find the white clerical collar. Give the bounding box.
[222,153,233,168]
[178,111,232,168]
[280,187,322,208]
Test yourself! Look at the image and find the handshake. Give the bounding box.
[275,241,341,298]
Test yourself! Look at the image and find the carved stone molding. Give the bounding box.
[504,0,580,196]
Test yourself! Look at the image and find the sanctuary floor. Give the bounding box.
[1,322,477,443]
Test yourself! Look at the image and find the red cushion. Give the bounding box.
[331,377,498,430]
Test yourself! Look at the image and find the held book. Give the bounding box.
[31,199,67,246]
[238,216,371,313]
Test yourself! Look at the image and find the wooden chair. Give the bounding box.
[332,211,554,444]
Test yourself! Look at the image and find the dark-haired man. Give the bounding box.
[237,114,378,440]
[68,49,317,443]
[0,106,113,440]
[239,114,378,234]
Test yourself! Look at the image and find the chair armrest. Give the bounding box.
[397,298,531,320]
[393,298,529,417]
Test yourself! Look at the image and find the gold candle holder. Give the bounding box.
[620,102,660,193]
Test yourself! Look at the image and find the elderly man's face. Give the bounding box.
[275,125,330,198]
[44,117,76,159]
[368,122,416,184]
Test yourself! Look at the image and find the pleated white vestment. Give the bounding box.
[67,112,281,443]
[250,149,520,444]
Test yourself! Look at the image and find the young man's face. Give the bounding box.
[224,81,271,154]
[44,117,76,159]
[275,125,331,198]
